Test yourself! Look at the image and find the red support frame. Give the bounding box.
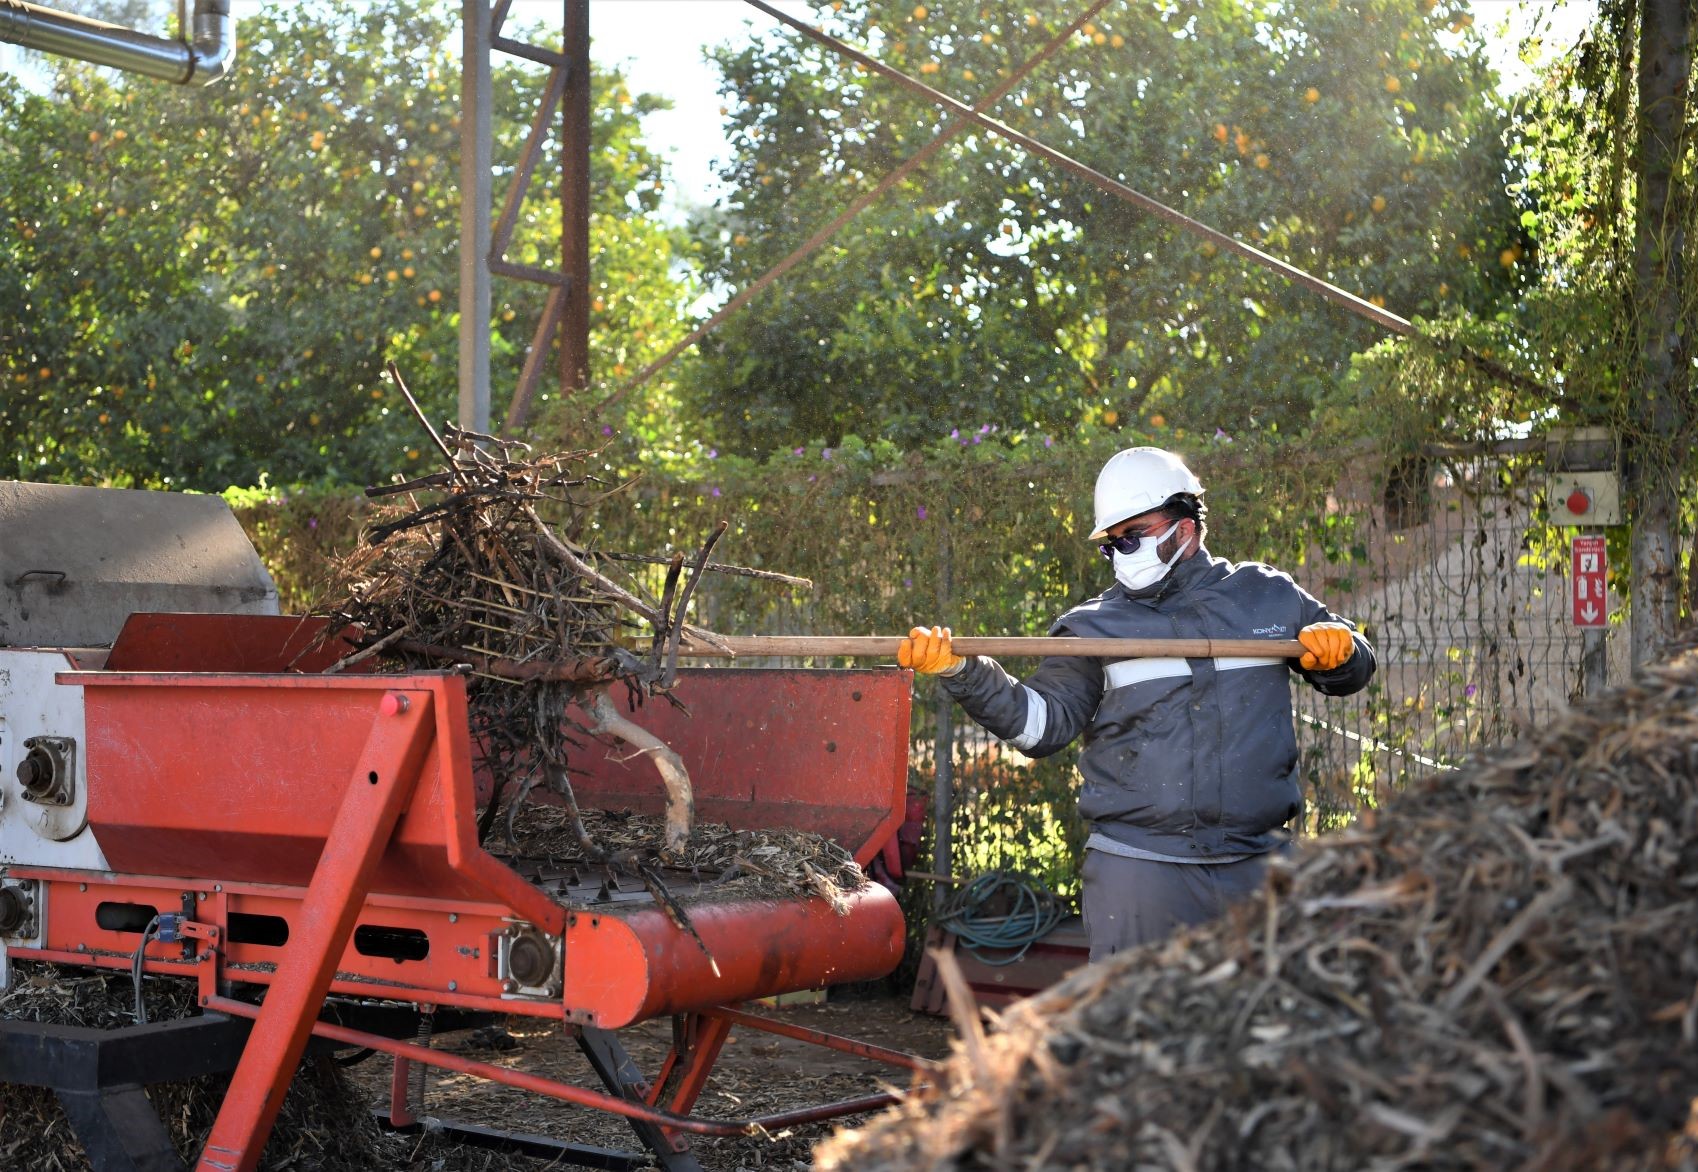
[198,689,435,1172]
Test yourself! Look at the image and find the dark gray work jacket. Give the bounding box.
[940,549,1375,858]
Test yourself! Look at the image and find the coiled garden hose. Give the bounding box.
[936,872,1067,966]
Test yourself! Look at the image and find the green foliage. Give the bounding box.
[0,0,690,489]
[684,0,1520,457]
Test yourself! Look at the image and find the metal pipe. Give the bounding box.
[459,0,493,433]
[204,996,763,1137]
[701,1006,936,1073]
[0,0,234,86]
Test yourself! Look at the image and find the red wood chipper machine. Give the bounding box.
[0,482,927,1171]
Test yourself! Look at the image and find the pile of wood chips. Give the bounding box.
[0,965,396,1171]
[501,803,868,912]
[819,647,1698,1171]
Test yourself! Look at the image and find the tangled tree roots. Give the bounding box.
[820,644,1698,1172]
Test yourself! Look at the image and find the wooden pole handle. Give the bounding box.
[674,635,1307,659]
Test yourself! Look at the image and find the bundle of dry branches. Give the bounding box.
[322,365,757,859]
[820,646,1698,1171]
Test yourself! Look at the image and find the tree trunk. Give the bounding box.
[1629,0,1692,672]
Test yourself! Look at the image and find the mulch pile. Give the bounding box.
[0,965,401,1171]
[0,964,592,1170]
[819,646,1698,1171]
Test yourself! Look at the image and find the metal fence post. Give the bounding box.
[931,510,955,916]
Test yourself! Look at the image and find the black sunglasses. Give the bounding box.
[1097,526,1166,559]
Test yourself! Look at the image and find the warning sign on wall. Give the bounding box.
[1571,535,1607,628]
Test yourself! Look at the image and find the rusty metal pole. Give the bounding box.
[560,0,591,398]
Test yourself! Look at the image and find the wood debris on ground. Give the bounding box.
[819,645,1698,1171]
[500,803,868,912]
[0,964,509,1171]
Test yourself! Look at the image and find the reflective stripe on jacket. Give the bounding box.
[939,549,1375,859]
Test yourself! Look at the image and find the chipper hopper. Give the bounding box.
[0,482,922,1171]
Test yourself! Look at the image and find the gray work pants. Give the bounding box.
[1080,849,1273,961]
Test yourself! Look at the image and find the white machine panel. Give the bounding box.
[0,648,110,872]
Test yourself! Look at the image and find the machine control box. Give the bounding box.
[1546,426,1622,527]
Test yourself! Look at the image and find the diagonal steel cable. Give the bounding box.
[596,0,1117,415]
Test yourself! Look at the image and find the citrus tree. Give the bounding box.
[684,0,1521,456]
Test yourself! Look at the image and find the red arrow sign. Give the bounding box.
[1572,535,1607,628]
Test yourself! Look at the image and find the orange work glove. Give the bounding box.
[1298,622,1355,672]
[898,625,965,676]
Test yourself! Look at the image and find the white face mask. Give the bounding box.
[1111,521,1185,593]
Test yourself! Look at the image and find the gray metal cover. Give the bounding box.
[0,481,279,648]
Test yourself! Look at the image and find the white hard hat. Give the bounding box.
[1089,447,1204,540]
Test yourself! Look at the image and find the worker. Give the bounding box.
[900,446,1375,960]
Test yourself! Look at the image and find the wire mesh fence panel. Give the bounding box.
[1287,454,1613,829]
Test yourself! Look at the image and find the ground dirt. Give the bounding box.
[343,990,956,1171]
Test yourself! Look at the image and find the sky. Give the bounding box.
[2,0,1601,224]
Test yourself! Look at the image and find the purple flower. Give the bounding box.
[903,577,913,587]
[1464,683,1478,698]
[972,434,982,444]
[979,424,991,433]
[793,447,804,456]
[949,428,959,440]
[1214,427,1233,443]
[601,424,613,436]
[808,474,817,483]
[710,486,721,497]
[917,505,928,520]
[308,517,318,530]
[1044,435,1053,448]
[707,448,718,459]
[822,448,833,459]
